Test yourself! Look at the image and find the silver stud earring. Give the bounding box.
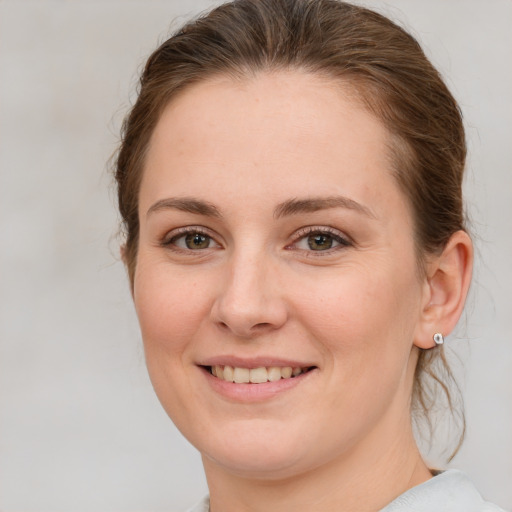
[433,333,444,345]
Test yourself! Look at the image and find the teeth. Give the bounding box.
[268,367,282,382]
[281,367,293,379]
[223,365,234,382]
[233,367,250,383]
[214,365,224,379]
[211,365,309,383]
[249,367,268,384]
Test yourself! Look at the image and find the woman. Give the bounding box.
[114,0,506,510]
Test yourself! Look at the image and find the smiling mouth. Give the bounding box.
[206,365,315,384]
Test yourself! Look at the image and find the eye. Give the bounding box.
[290,227,351,253]
[163,228,221,251]
[304,233,336,251]
[180,232,212,250]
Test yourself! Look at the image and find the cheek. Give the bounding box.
[290,261,422,396]
[133,260,212,356]
[132,259,217,428]
[296,265,419,344]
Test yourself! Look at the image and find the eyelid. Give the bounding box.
[161,225,222,250]
[159,224,351,255]
[287,225,352,253]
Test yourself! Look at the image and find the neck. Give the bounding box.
[203,420,432,512]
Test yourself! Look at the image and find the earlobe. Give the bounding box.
[414,230,473,349]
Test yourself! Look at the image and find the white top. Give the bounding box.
[185,470,508,512]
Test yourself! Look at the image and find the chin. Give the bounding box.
[203,445,306,480]
[189,418,328,480]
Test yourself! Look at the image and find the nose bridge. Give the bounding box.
[211,243,287,337]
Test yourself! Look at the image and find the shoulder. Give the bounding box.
[380,469,508,512]
[183,472,508,512]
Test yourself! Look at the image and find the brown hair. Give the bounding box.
[114,0,467,456]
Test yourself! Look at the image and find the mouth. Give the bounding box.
[204,365,316,384]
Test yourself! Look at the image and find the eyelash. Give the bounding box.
[160,225,352,256]
[287,226,352,257]
[161,226,219,252]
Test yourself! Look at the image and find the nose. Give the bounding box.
[210,250,288,339]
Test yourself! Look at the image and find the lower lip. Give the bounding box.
[199,366,316,402]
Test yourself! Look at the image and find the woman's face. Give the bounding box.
[134,71,429,478]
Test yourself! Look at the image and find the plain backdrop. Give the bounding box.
[0,0,511,510]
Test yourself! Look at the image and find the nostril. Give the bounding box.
[216,320,272,333]
[253,322,271,329]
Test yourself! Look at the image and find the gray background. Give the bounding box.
[0,0,510,510]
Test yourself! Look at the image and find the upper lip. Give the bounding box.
[198,355,317,369]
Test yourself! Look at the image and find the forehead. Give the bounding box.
[141,70,404,219]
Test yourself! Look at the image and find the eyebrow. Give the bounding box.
[146,195,376,220]
[273,196,376,219]
[146,197,223,218]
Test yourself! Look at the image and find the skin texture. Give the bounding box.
[132,71,473,511]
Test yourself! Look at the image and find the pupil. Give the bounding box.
[308,234,333,250]
[186,233,209,249]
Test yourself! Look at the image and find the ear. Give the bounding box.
[120,244,136,297]
[414,230,473,349]
[120,244,127,264]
